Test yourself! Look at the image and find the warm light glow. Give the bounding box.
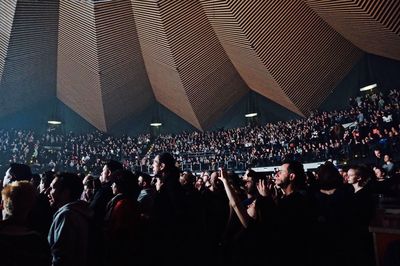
[245,112,258,118]
[47,120,62,125]
[360,83,377,92]
[150,122,162,127]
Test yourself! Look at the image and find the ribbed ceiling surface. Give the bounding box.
[306,0,400,61]
[132,0,248,129]
[0,0,397,131]
[0,0,58,116]
[200,0,363,116]
[57,0,153,131]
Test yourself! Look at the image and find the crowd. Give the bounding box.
[0,152,399,265]
[1,90,399,175]
[150,89,400,170]
[0,89,400,265]
[0,130,151,175]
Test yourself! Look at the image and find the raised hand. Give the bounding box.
[256,179,269,197]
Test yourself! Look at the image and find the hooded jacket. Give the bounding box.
[48,200,93,266]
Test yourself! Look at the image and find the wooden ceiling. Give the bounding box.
[0,0,398,131]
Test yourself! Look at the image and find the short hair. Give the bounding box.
[105,160,123,173]
[1,181,36,219]
[111,170,140,198]
[181,170,195,183]
[158,152,176,170]
[317,162,342,190]
[284,160,306,188]
[54,172,83,201]
[136,171,152,184]
[41,171,55,189]
[8,163,32,181]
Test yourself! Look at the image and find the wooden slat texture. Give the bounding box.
[200,0,363,116]
[1,0,398,129]
[0,0,16,81]
[0,0,58,117]
[306,0,400,61]
[57,0,153,131]
[132,0,248,130]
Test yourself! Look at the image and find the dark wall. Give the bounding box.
[320,53,400,111]
[0,98,97,133]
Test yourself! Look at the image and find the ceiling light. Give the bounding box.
[48,120,62,125]
[245,112,258,118]
[360,83,377,92]
[150,122,162,127]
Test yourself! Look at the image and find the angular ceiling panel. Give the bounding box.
[132,0,248,130]
[57,0,153,131]
[0,0,58,117]
[306,0,400,61]
[0,0,398,131]
[200,0,363,116]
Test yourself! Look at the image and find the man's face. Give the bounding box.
[152,156,161,175]
[2,168,13,188]
[275,163,291,189]
[47,177,68,209]
[100,165,109,184]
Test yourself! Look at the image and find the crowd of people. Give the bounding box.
[1,90,399,175]
[0,152,399,265]
[0,89,400,265]
[150,89,399,170]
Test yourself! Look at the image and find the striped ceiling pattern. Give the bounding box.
[132,0,248,129]
[0,0,397,131]
[0,0,58,116]
[200,0,363,116]
[306,0,400,61]
[57,0,153,131]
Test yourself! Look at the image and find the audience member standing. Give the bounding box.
[150,152,187,264]
[103,170,141,266]
[347,165,375,266]
[47,172,94,266]
[0,181,51,266]
[89,160,123,265]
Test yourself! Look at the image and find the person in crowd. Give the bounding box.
[382,153,396,177]
[194,176,205,192]
[218,168,275,265]
[29,171,55,237]
[90,160,123,221]
[89,159,123,265]
[312,161,353,266]
[257,161,313,266]
[0,181,51,266]
[80,174,99,203]
[2,163,32,188]
[137,171,156,220]
[347,165,375,266]
[241,168,260,207]
[47,172,94,266]
[103,170,141,266]
[372,147,385,168]
[372,167,393,196]
[150,152,187,264]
